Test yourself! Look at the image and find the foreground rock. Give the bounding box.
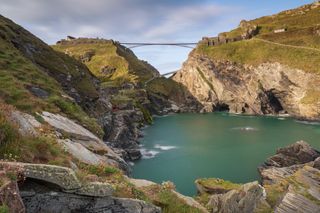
[260,140,320,168]
[258,141,320,212]
[0,162,161,213]
[207,182,266,213]
[195,141,320,213]
[40,111,129,172]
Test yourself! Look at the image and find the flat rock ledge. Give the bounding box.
[0,162,161,213]
[0,162,81,190]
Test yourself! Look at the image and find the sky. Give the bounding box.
[0,0,314,74]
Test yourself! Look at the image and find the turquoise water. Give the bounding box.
[132,113,320,196]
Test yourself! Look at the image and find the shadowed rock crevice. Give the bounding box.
[213,103,230,112]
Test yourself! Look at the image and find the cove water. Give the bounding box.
[132,113,320,196]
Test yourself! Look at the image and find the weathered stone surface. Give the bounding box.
[115,198,161,213]
[58,139,106,165]
[275,190,320,213]
[41,111,100,143]
[102,109,145,160]
[257,142,320,211]
[207,181,265,213]
[21,188,161,213]
[40,112,129,173]
[128,178,157,188]
[173,55,320,119]
[0,162,81,190]
[9,111,41,136]
[171,190,209,213]
[262,141,320,168]
[259,141,320,184]
[76,182,114,197]
[313,157,320,170]
[259,164,303,184]
[27,86,49,99]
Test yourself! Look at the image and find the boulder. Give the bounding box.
[41,111,101,143]
[27,86,49,99]
[41,112,130,173]
[76,182,114,197]
[259,164,303,184]
[9,111,41,136]
[128,178,157,188]
[313,157,320,170]
[0,162,82,191]
[21,190,161,213]
[207,181,265,213]
[260,141,320,169]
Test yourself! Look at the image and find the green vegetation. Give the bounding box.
[0,106,71,166]
[0,15,103,136]
[135,102,153,124]
[197,39,320,73]
[146,77,189,106]
[157,189,203,213]
[196,178,241,191]
[81,164,120,177]
[198,3,320,73]
[0,205,9,213]
[196,68,214,91]
[53,39,158,86]
[264,181,289,208]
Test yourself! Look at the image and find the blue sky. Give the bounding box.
[0,0,314,74]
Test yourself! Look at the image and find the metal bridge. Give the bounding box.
[120,42,198,49]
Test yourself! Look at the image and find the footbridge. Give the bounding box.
[120,42,197,49]
[144,70,179,85]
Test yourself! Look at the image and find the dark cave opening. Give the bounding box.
[260,89,284,114]
[214,102,230,112]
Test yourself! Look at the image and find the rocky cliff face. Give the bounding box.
[173,54,320,119]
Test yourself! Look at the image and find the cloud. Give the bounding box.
[144,4,231,40]
[0,0,239,44]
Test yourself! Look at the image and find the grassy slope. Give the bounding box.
[197,3,320,74]
[0,15,102,136]
[53,39,159,86]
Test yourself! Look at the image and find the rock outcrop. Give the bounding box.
[258,141,320,212]
[260,141,320,168]
[259,141,320,184]
[207,182,266,213]
[195,142,320,213]
[40,111,130,172]
[173,55,320,119]
[0,162,161,213]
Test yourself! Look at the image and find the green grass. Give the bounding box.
[0,205,9,213]
[146,77,190,105]
[198,3,320,73]
[0,15,103,136]
[53,39,158,85]
[79,164,121,177]
[196,39,320,73]
[221,3,320,48]
[0,108,71,166]
[196,178,241,191]
[157,189,203,213]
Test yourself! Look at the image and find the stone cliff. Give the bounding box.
[173,2,320,120]
[173,55,320,119]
